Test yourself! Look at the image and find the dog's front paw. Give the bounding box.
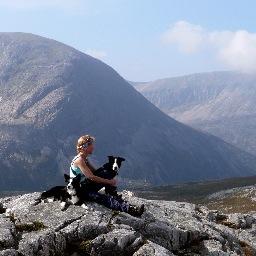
[81,203,88,209]
[60,201,66,209]
[5,208,12,217]
[60,201,70,211]
[61,201,73,211]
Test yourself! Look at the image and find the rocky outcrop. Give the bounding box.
[0,191,255,255]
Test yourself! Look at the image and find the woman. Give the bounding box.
[69,134,145,217]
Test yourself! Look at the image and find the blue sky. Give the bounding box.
[0,0,256,81]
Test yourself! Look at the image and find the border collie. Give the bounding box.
[84,155,125,200]
[35,174,87,210]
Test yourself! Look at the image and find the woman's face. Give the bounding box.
[85,143,94,154]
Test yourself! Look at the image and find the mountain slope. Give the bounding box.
[132,71,256,156]
[0,33,256,190]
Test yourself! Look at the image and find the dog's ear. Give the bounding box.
[64,174,70,183]
[118,157,125,162]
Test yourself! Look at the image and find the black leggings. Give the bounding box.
[84,190,130,212]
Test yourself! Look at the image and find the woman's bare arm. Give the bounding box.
[75,158,114,185]
[86,159,97,173]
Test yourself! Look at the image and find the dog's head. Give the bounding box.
[103,156,125,173]
[64,174,81,196]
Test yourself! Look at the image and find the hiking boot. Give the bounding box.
[127,204,145,217]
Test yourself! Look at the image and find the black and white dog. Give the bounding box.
[34,155,126,209]
[35,174,87,210]
[84,155,125,200]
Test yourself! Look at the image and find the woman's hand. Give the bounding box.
[108,178,117,187]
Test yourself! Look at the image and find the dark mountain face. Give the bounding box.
[0,33,256,191]
[132,71,256,156]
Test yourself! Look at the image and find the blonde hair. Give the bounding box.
[76,134,96,154]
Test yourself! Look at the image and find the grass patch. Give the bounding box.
[78,240,92,254]
[239,241,256,256]
[135,175,256,204]
[135,176,256,214]
[205,191,256,214]
[15,220,46,232]
[107,210,120,229]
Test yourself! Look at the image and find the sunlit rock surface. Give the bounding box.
[0,190,255,255]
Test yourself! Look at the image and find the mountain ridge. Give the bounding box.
[131,70,256,156]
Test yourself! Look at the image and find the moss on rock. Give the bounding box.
[15,220,46,232]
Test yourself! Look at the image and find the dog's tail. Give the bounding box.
[33,191,46,206]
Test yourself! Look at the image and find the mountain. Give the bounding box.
[0,33,256,191]
[0,190,256,255]
[132,71,256,156]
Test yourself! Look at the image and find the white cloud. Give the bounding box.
[162,20,256,72]
[213,30,256,71]
[84,49,107,60]
[0,0,84,10]
[162,20,204,53]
